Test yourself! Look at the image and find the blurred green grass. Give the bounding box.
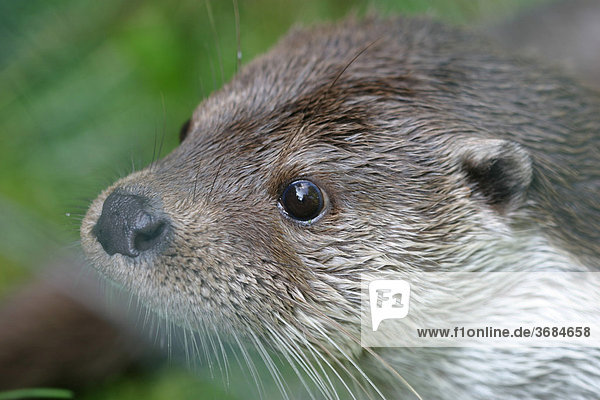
[0,0,546,398]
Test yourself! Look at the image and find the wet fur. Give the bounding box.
[81,17,599,399]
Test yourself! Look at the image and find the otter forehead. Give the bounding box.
[157,19,465,199]
[181,18,446,151]
[165,16,537,178]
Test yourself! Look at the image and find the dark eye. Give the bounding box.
[179,118,191,143]
[279,180,325,223]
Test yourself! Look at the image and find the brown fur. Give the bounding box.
[0,6,597,398]
[80,16,599,399]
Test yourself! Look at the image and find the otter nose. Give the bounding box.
[92,192,169,257]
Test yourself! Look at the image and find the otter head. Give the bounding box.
[81,18,535,366]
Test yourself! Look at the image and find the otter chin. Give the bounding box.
[81,16,600,400]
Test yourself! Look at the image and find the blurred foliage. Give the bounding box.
[0,0,546,398]
[0,388,72,399]
[81,367,238,400]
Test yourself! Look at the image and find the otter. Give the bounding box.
[78,15,600,400]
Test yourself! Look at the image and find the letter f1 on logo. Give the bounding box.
[369,280,411,331]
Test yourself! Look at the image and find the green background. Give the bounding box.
[0,0,546,398]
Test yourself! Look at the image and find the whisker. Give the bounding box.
[204,321,226,376]
[205,42,219,93]
[187,322,204,374]
[157,92,167,166]
[151,124,158,172]
[228,330,253,388]
[281,37,382,156]
[165,306,173,360]
[274,319,339,400]
[212,323,231,383]
[208,156,226,199]
[182,324,192,368]
[231,329,265,400]
[131,153,136,174]
[199,322,216,378]
[205,0,225,85]
[266,327,319,400]
[245,256,421,400]
[305,319,382,400]
[191,157,203,203]
[248,330,291,400]
[279,316,366,400]
[328,38,381,92]
[301,339,356,400]
[233,0,242,72]
[295,297,423,400]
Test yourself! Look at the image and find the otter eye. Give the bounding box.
[279,180,325,223]
[179,118,191,143]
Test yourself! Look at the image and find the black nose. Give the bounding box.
[93,192,169,257]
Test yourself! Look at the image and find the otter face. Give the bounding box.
[82,17,544,377]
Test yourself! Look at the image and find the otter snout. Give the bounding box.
[92,191,170,258]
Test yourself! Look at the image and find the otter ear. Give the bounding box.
[455,138,532,214]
